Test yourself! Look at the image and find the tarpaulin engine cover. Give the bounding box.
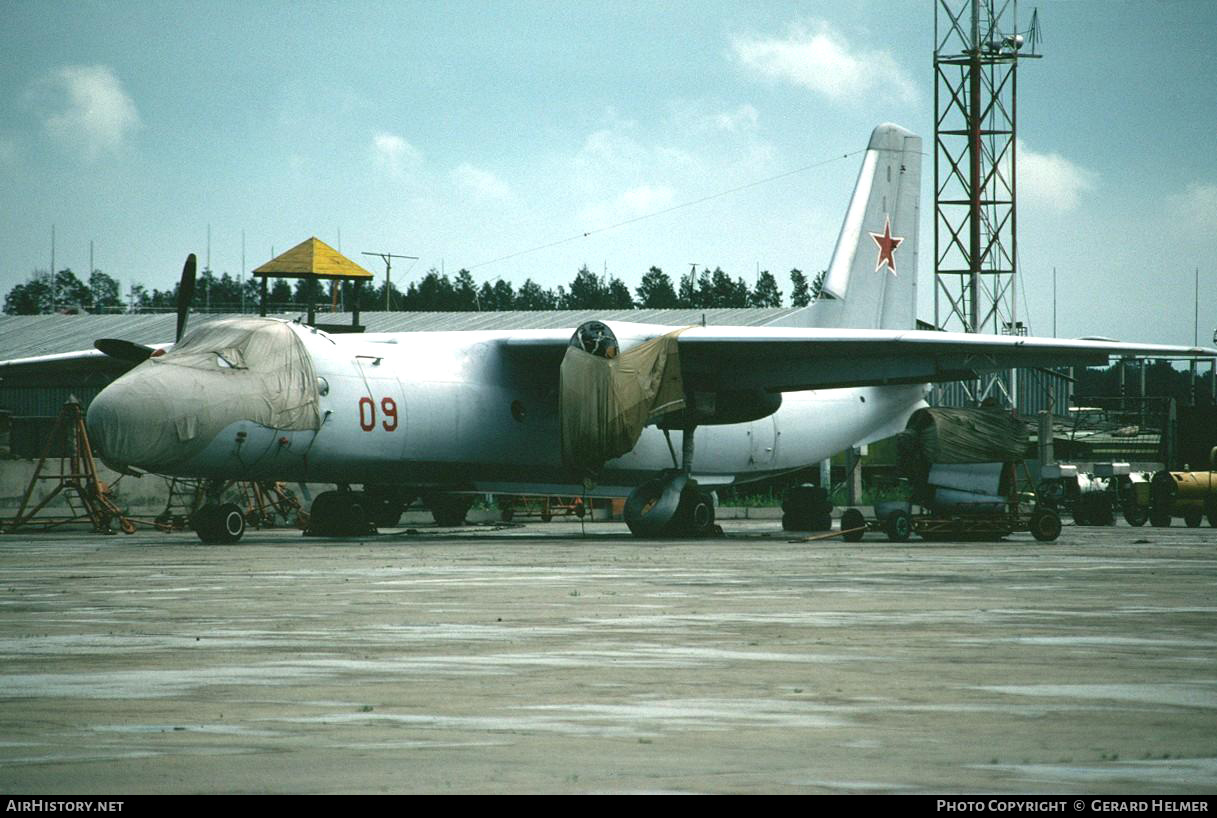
[896,407,1028,493]
[98,318,320,468]
[559,330,686,473]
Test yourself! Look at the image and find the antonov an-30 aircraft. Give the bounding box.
[4,124,1209,542]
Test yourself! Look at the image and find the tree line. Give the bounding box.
[3,264,827,315]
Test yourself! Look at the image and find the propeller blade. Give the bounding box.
[94,338,156,364]
[176,253,197,342]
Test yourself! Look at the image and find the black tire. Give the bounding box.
[1029,508,1062,542]
[1091,498,1115,526]
[1123,504,1148,527]
[191,505,218,542]
[625,472,687,537]
[675,487,716,537]
[884,509,912,542]
[781,512,808,532]
[424,493,472,527]
[1150,510,1172,528]
[841,508,866,542]
[193,503,245,544]
[307,491,341,536]
[215,503,246,543]
[1184,509,1203,528]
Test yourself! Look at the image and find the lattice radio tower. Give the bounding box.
[934,0,1041,406]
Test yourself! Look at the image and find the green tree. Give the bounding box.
[491,278,516,310]
[809,269,828,301]
[709,267,748,307]
[268,278,293,311]
[515,278,556,310]
[790,268,811,308]
[563,265,606,309]
[606,276,634,309]
[293,277,326,308]
[453,268,478,310]
[129,283,149,312]
[636,266,678,308]
[3,271,51,314]
[695,267,714,308]
[51,268,91,311]
[412,269,454,311]
[749,270,783,307]
[89,270,123,312]
[677,268,696,308]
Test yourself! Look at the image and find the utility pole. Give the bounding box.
[361,251,418,311]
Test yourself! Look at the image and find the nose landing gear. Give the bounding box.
[191,502,246,544]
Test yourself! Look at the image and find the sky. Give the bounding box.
[1,0,1215,346]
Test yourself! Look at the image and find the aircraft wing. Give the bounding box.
[505,325,1215,392]
[0,348,132,377]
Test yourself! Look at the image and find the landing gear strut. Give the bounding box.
[623,426,717,538]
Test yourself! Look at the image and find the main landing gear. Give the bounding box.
[623,426,717,538]
[304,487,377,537]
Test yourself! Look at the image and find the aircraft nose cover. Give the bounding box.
[87,318,320,470]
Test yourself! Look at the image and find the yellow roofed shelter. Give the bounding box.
[252,237,374,331]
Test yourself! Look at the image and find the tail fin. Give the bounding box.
[768,123,921,330]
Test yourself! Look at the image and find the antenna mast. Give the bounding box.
[934,0,1041,406]
[361,251,419,311]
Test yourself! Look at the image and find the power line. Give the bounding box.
[464,148,866,272]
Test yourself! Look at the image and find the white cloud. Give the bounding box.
[451,162,513,203]
[577,184,676,228]
[732,21,917,104]
[714,104,759,133]
[371,131,423,176]
[37,65,140,159]
[1166,182,1217,231]
[1017,139,1098,212]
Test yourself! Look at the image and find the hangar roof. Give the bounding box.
[0,308,797,361]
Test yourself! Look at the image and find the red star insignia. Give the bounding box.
[869,215,904,275]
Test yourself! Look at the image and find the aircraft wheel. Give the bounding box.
[674,486,715,537]
[884,509,912,542]
[307,491,374,537]
[1029,508,1062,542]
[193,502,246,544]
[624,471,688,538]
[841,508,866,542]
[428,494,473,527]
[1123,504,1148,527]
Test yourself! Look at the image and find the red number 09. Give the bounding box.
[358,396,399,432]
